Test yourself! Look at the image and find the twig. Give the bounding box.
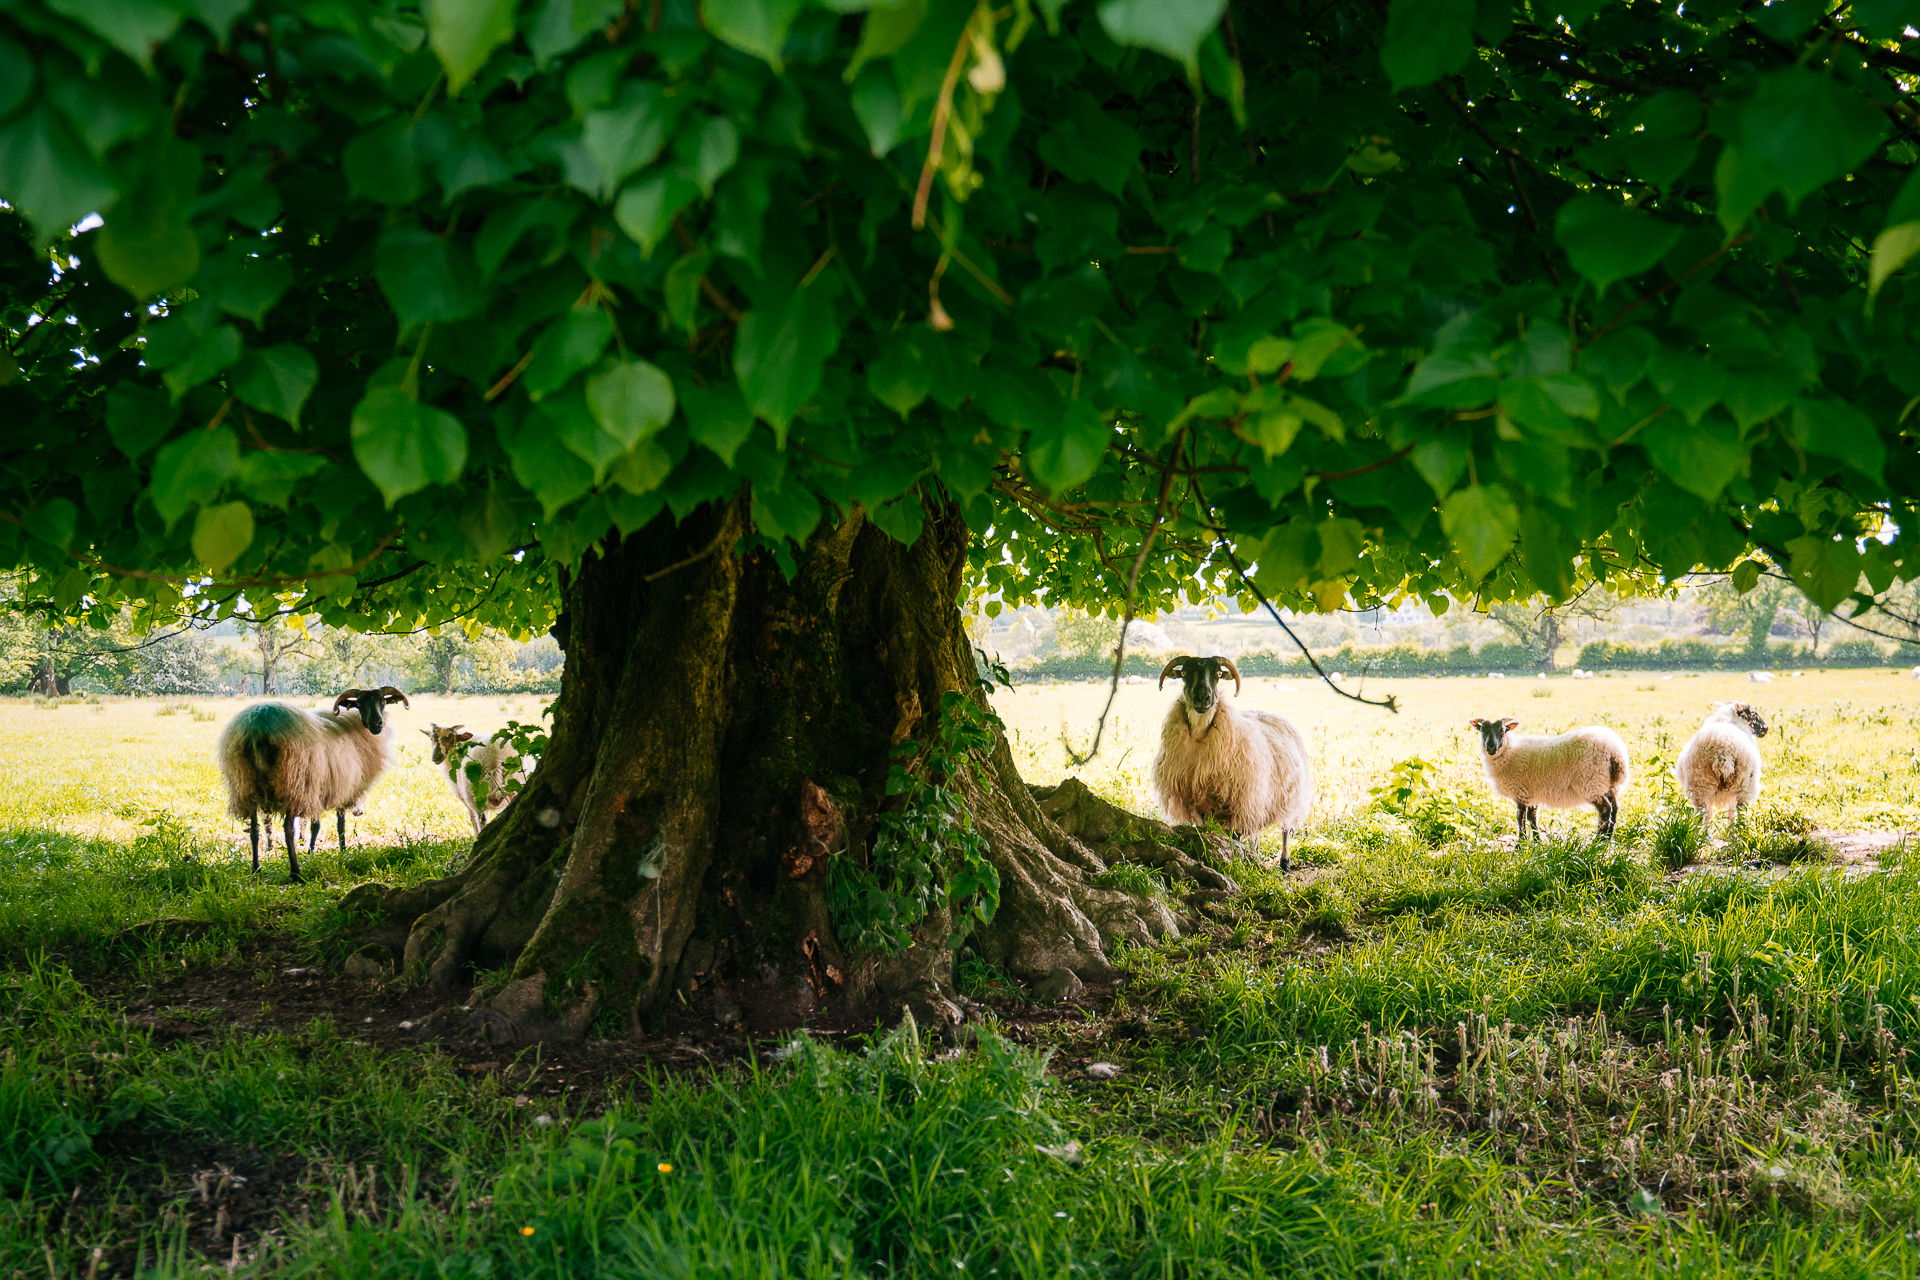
[485,350,535,401]
[1064,434,1185,766]
[913,19,979,229]
[643,525,731,583]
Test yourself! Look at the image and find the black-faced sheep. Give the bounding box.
[423,724,531,837]
[216,687,409,881]
[1469,717,1631,842]
[1674,701,1767,837]
[1150,655,1314,872]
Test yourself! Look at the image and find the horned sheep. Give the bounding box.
[424,724,532,837]
[1150,655,1314,872]
[1468,717,1632,843]
[1673,701,1768,838]
[216,687,410,881]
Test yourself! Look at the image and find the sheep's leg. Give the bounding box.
[284,813,302,883]
[248,814,260,874]
[1515,800,1528,844]
[1527,806,1542,841]
[307,816,320,856]
[337,807,348,853]
[1278,828,1290,876]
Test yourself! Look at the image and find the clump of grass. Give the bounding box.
[1651,806,1708,871]
[1530,684,1552,697]
[1739,826,1840,864]
[1091,861,1167,899]
[153,701,193,717]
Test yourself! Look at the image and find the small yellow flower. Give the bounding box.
[658,1162,673,1173]
[520,1226,535,1237]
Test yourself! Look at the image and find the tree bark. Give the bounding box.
[346,500,1238,1041]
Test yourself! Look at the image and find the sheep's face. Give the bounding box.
[423,723,475,765]
[1468,716,1522,757]
[1711,701,1769,737]
[1160,655,1240,737]
[333,686,410,735]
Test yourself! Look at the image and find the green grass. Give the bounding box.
[5,685,1920,1275]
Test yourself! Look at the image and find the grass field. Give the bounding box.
[4,673,1920,1276]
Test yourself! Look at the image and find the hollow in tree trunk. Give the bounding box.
[346,500,1239,1040]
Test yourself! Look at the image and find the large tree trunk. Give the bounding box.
[345,500,1238,1041]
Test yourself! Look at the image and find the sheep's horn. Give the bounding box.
[1157,657,1187,690]
[1215,656,1241,697]
[379,686,411,708]
[331,690,357,713]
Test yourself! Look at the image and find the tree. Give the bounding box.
[1697,568,1797,654]
[231,615,320,697]
[4,0,1919,1036]
[1487,587,1618,669]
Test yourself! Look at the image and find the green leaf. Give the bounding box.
[161,325,243,398]
[586,360,677,446]
[45,0,182,69]
[539,384,632,481]
[677,114,741,195]
[1646,350,1727,425]
[96,137,200,299]
[1869,222,1920,301]
[429,0,519,95]
[1791,399,1886,483]
[1411,437,1468,496]
[1730,559,1762,594]
[527,0,626,63]
[231,345,319,427]
[1783,535,1860,612]
[1713,145,1776,236]
[1381,0,1474,91]
[195,251,294,325]
[849,65,906,156]
[1554,196,1682,295]
[703,0,805,69]
[0,38,33,119]
[866,336,931,417]
[151,427,240,526]
[343,119,428,205]
[846,0,928,82]
[498,410,595,516]
[1723,364,1799,431]
[1439,484,1519,580]
[106,386,180,461]
[681,379,756,466]
[237,451,329,506]
[1026,401,1110,495]
[191,501,255,571]
[582,83,681,195]
[26,499,77,550]
[751,477,822,541]
[350,387,470,505]
[1642,414,1742,500]
[0,106,116,241]
[376,225,482,333]
[1742,67,1888,203]
[609,440,675,494]
[524,308,615,398]
[734,283,841,438]
[1097,0,1227,68]
[664,250,711,332]
[614,171,701,257]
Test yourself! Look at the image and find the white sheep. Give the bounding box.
[1910,666,1920,679]
[1748,671,1774,683]
[1151,655,1314,872]
[217,687,409,880]
[424,723,532,837]
[1674,701,1768,838]
[1468,717,1631,842]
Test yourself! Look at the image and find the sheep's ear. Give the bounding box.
[1501,717,1520,729]
[457,731,473,741]
[1468,718,1483,728]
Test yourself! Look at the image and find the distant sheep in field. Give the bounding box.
[1674,701,1768,838]
[216,687,409,881]
[1468,717,1631,843]
[1748,671,1774,683]
[1911,666,1920,679]
[1151,655,1314,873]
[424,724,532,837]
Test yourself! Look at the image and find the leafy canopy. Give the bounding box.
[1,0,1918,639]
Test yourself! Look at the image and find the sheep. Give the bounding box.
[1674,701,1768,838]
[1468,717,1631,843]
[216,687,409,881]
[1748,671,1774,683]
[1151,655,1314,873]
[424,723,532,837]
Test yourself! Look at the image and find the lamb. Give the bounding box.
[1150,655,1314,873]
[1468,717,1631,843]
[216,687,409,881]
[1748,671,1774,683]
[1674,701,1768,838]
[424,724,531,837]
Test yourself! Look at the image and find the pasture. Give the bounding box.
[3,673,1920,1276]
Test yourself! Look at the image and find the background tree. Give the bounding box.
[1697,568,1796,654]
[1487,587,1619,669]
[231,615,319,697]
[4,0,1919,1035]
